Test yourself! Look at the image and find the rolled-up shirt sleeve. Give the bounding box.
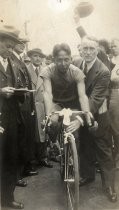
[71,66,85,83]
[40,66,51,79]
[40,63,56,80]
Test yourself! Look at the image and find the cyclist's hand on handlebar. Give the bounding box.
[66,119,81,133]
[89,121,98,133]
[85,112,94,127]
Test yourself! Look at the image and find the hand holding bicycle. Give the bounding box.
[66,119,81,133]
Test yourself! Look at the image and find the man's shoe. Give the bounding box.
[16,179,27,187]
[96,168,101,173]
[8,201,24,209]
[23,170,38,177]
[105,187,117,202]
[38,160,53,168]
[79,177,94,187]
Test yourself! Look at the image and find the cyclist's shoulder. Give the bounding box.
[69,64,84,78]
[40,63,56,77]
[69,63,83,73]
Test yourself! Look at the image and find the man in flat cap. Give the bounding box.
[27,49,52,168]
[0,25,25,209]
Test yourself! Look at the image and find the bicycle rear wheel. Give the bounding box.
[65,135,79,210]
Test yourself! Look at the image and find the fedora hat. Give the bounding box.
[27,48,46,58]
[0,25,22,44]
[19,35,30,43]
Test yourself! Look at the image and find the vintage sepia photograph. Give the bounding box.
[0,0,119,210]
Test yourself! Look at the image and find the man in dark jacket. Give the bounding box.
[12,39,39,178]
[75,36,117,202]
[0,26,25,209]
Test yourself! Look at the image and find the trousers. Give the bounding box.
[80,112,115,189]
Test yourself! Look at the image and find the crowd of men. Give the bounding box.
[0,16,119,209]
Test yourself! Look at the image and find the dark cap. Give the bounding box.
[27,48,46,58]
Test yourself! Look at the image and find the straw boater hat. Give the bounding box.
[27,48,46,58]
[0,25,22,44]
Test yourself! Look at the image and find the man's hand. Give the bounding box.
[66,119,81,133]
[0,126,4,134]
[1,87,15,98]
[85,112,94,127]
[74,9,80,25]
[89,121,98,133]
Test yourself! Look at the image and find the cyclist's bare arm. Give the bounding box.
[77,80,93,126]
[43,78,54,115]
[77,80,90,112]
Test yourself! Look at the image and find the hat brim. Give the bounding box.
[0,31,22,44]
[19,39,30,43]
[27,50,46,58]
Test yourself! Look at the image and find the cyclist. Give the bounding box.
[40,43,92,139]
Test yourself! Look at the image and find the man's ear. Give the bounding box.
[97,46,101,53]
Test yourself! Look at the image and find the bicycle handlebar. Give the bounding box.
[54,108,87,116]
[42,108,97,131]
[52,108,92,126]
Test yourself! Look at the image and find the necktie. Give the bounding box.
[19,56,22,61]
[83,63,88,76]
[35,67,39,77]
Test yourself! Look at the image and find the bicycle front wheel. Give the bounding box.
[65,134,79,210]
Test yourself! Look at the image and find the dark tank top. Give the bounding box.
[51,70,79,109]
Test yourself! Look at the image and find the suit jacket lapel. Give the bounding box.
[0,62,7,77]
[36,75,43,90]
[85,58,100,91]
[28,64,38,87]
[8,58,17,87]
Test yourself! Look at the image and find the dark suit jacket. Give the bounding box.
[85,58,110,115]
[9,53,37,160]
[0,57,25,112]
[77,58,110,139]
[73,58,110,115]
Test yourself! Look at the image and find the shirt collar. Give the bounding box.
[0,56,7,65]
[0,56,4,64]
[32,64,40,71]
[112,55,119,65]
[84,57,97,73]
[13,51,20,60]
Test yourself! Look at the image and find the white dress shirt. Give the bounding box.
[0,56,8,71]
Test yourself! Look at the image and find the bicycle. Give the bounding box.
[42,108,94,210]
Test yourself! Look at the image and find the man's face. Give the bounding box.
[30,53,42,67]
[0,38,16,58]
[81,39,98,63]
[14,43,25,54]
[111,40,119,56]
[55,50,71,73]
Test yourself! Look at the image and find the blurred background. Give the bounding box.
[0,0,119,54]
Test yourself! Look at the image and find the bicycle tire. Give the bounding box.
[59,132,65,179]
[66,135,79,210]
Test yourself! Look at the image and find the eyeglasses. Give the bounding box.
[82,47,96,52]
